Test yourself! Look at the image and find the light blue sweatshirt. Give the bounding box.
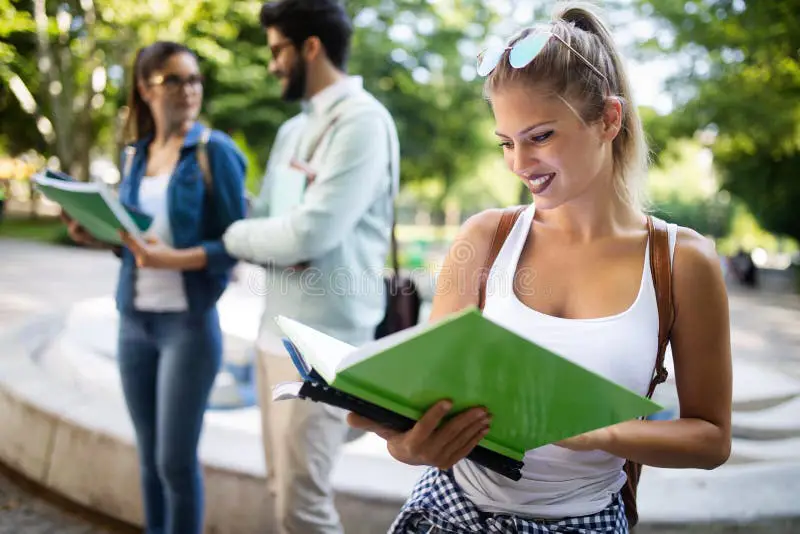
[223,76,400,346]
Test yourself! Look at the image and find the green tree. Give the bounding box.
[0,0,215,179]
[194,0,498,220]
[638,0,800,241]
[348,0,496,221]
[0,0,43,156]
[1,0,497,216]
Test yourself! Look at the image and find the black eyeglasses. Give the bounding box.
[148,73,204,93]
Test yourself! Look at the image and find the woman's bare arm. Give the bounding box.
[570,227,732,469]
[427,209,505,321]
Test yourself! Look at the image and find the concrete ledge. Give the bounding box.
[729,436,800,464]
[2,311,800,533]
[0,320,274,533]
[731,361,800,412]
[637,462,800,523]
[732,396,800,440]
[656,356,800,414]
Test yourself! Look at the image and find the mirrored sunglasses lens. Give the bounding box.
[509,32,551,69]
[477,46,505,76]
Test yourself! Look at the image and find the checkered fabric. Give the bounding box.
[389,467,628,534]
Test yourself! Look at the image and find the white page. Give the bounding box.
[274,316,355,383]
[33,175,101,192]
[272,381,303,401]
[95,180,145,246]
[337,306,484,372]
[337,320,433,372]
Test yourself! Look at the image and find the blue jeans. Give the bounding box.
[118,309,222,534]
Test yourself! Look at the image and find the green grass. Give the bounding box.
[0,216,71,244]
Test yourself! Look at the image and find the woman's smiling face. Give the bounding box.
[491,84,621,211]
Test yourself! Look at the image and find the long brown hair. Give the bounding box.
[484,2,650,213]
[123,41,195,143]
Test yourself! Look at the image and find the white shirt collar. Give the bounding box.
[303,75,364,116]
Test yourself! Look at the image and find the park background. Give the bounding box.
[1,1,800,533]
[0,0,798,285]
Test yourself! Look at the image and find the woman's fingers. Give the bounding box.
[429,407,487,452]
[346,413,394,434]
[120,231,142,253]
[404,400,453,448]
[346,412,379,430]
[439,418,491,469]
[348,402,489,470]
[66,220,94,246]
[345,413,399,441]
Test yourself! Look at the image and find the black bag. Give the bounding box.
[375,220,421,339]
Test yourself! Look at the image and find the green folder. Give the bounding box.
[275,308,662,461]
[34,175,151,245]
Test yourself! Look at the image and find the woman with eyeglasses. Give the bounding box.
[64,41,246,534]
[348,4,731,533]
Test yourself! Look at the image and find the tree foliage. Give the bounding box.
[638,0,800,241]
[0,0,497,216]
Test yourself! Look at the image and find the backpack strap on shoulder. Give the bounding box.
[646,215,675,398]
[196,127,213,191]
[478,205,527,311]
[623,215,676,528]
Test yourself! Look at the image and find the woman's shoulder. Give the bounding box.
[673,225,720,270]
[204,128,241,153]
[459,208,507,242]
[448,207,518,266]
[202,128,246,168]
[671,225,726,300]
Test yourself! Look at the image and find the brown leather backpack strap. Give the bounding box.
[478,206,527,311]
[622,217,676,528]
[646,215,675,397]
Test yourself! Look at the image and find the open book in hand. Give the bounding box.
[273,307,663,480]
[33,172,152,246]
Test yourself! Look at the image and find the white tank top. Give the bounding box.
[453,204,677,519]
[134,174,189,312]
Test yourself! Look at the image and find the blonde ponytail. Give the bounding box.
[555,2,650,212]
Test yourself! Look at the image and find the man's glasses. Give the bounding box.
[148,74,204,93]
[476,29,607,86]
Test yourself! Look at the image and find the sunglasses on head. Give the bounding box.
[476,29,608,86]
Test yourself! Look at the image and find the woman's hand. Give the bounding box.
[60,211,109,249]
[120,232,181,269]
[347,400,491,470]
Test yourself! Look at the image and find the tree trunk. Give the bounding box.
[72,1,100,182]
[28,180,37,220]
[33,0,69,168]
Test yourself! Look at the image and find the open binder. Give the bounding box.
[271,308,662,481]
[275,339,525,480]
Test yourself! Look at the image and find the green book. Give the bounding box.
[275,307,662,461]
[34,174,151,246]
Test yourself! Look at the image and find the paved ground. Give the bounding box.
[1,237,799,532]
[0,464,131,534]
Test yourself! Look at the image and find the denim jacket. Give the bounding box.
[115,122,247,315]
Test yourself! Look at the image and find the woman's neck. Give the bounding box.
[535,173,643,242]
[151,120,193,149]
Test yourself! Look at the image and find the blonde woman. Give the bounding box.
[348,4,732,533]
